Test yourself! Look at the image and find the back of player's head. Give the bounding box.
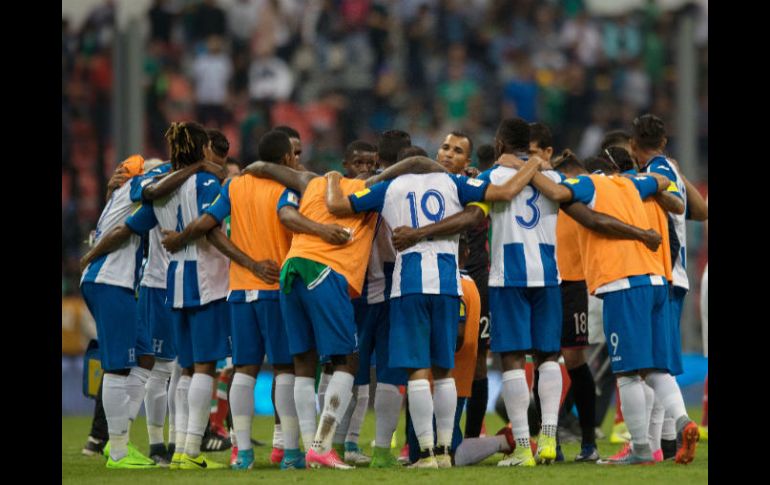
[529,122,553,149]
[165,121,208,169]
[397,145,428,161]
[378,130,412,166]
[476,143,496,170]
[274,125,301,140]
[345,140,377,160]
[603,146,635,173]
[632,114,666,151]
[496,118,530,153]
[551,149,584,173]
[258,130,293,164]
[225,156,241,169]
[207,129,230,158]
[449,130,474,157]
[584,155,615,174]
[600,130,631,152]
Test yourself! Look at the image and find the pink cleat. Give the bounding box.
[652,449,663,462]
[608,443,632,461]
[230,446,239,466]
[306,448,354,469]
[270,447,285,465]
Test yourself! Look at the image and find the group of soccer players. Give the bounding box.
[79,111,707,471]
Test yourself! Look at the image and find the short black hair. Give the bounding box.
[551,149,585,173]
[378,130,412,165]
[632,114,666,151]
[476,143,495,170]
[225,156,241,168]
[345,140,377,161]
[529,122,553,149]
[584,155,615,174]
[600,130,631,152]
[449,130,473,157]
[207,129,230,157]
[258,130,293,164]
[604,146,635,172]
[496,118,530,152]
[274,125,300,140]
[397,145,428,162]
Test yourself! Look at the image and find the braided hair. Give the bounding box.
[164,122,208,170]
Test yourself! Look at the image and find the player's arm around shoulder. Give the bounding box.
[242,161,317,194]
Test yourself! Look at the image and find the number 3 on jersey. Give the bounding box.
[515,187,541,229]
[406,190,446,228]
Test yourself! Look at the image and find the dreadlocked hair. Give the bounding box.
[165,122,208,170]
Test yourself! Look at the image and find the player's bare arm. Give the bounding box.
[653,191,685,215]
[160,213,219,253]
[105,166,129,202]
[242,161,318,194]
[391,205,485,252]
[324,171,354,217]
[142,160,224,201]
[277,205,350,245]
[364,155,447,187]
[204,229,280,284]
[561,202,662,252]
[483,157,542,201]
[79,224,133,273]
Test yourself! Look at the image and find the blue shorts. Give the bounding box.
[353,300,407,386]
[229,295,292,366]
[602,286,660,373]
[280,269,358,357]
[137,286,177,360]
[389,294,460,370]
[81,282,142,371]
[489,286,562,354]
[171,299,231,369]
[665,286,687,375]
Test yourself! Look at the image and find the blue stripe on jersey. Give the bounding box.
[400,252,422,296]
[134,243,144,292]
[503,243,527,286]
[166,261,178,307]
[384,261,395,300]
[539,244,559,286]
[438,253,458,295]
[83,254,109,284]
[183,260,201,305]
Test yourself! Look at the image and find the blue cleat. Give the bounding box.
[280,449,306,470]
[231,448,254,470]
[575,444,600,462]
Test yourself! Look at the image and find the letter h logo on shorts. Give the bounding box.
[153,339,164,354]
[128,348,136,363]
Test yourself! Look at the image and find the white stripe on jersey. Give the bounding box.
[362,218,396,304]
[140,227,168,289]
[81,181,142,290]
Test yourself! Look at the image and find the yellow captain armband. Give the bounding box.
[468,201,490,216]
[353,188,370,198]
[666,181,679,193]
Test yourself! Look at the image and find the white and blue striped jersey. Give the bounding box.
[80,181,143,290]
[349,173,489,298]
[643,155,689,291]
[129,162,172,290]
[477,165,562,288]
[126,172,228,308]
[358,216,397,304]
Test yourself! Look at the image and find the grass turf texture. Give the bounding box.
[63,407,707,484]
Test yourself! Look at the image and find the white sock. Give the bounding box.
[346,384,369,444]
[230,372,256,452]
[618,375,651,456]
[273,424,283,449]
[374,383,402,448]
[167,362,181,445]
[537,362,562,438]
[662,413,677,441]
[649,392,665,453]
[312,371,354,453]
[644,371,689,430]
[185,373,215,457]
[433,378,457,447]
[318,372,332,413]
[145,361,172,445]
[294,376,317,451]
[454,436,507,466]
[275,373,299,450]
[125,366,151,423]
[408,379,435,451]
[333,393,355,445]
[174,375,191,455]
[501,370,531,451]
[103,373,130,460]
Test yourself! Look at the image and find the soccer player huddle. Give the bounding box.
[79,113,707,471]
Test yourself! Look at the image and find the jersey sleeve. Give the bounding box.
[277,188,301,212]
[451,174,489,206]
[348,180,391,213]
[204,179,232,224]
[125,201,158,234]
[196,173,222,213]
[560,175,595,204]
[630,175,661,200]
[646,157,683,200]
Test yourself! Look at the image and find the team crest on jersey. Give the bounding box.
[466,178,484,187]
[354,188,371,198]
[203,179,216,186]
[564,178,580,185]
[666,181,679,193]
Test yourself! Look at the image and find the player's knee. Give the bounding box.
[432,366,452,380]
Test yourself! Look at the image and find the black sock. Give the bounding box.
[529,370,542,437]
[90,377,109,442]
[568,363,597,446]
[464,378,488,438]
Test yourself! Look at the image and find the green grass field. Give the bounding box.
[63,407,707,484]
